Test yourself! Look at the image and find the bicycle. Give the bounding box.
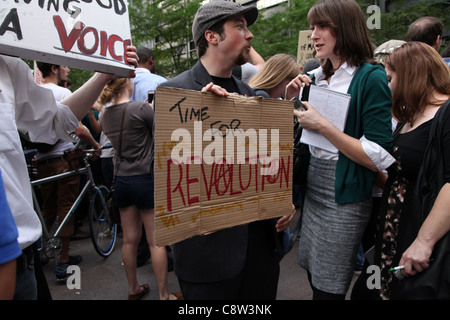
[30,146,117,263]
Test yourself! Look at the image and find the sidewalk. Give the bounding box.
[42,214,358,300]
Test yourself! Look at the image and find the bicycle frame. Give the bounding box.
[31,155,95,254]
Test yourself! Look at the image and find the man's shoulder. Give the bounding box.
[41,83,71,100]
[159,69,195,89]
[135,71,167,83]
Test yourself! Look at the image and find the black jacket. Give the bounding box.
[158,61,255,283]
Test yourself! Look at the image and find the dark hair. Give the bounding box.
[385,41,450,125]
[196,21,225,58]
[36,61,59,78]
[307,0,374,79]
[406,16,443,47]
[136,47,155,64]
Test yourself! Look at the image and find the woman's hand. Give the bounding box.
[399,237,433,277]
[285,74,312,100]
[293,102,327,132]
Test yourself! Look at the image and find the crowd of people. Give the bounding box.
[1,0,449,300]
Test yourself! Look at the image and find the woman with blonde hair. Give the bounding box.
[249,53,301,235]
[99,78,179,300]
[249,53,300,99]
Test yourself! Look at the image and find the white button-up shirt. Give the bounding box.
[309,63,394,170]
[0,55,78,249]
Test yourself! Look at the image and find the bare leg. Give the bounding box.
[120,205,145,295]
[141,208,171,300]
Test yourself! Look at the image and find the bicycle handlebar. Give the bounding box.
[83,144,112,153]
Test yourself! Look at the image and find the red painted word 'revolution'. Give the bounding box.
[166,155,291,212]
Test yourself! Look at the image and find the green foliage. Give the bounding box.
[358,0,450,48]
[250,0,316,60]
[129,0,202,78]
[67,68,94,92]
[49,0,449,89]
[251,0,449,60]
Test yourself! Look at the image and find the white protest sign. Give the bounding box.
[0,0,134,77]
[296,30,314,68]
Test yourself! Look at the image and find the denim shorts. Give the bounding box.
[114,174,154,209]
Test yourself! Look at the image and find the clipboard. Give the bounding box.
[300,85,351,153]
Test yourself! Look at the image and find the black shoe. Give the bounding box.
[65,255,82,265]
[55,263,70,282]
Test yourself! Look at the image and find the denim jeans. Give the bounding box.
[14,246,37,300]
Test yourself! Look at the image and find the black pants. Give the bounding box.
[307,272,345,300]
[178,221,280,300]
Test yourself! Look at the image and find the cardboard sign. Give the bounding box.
[154,87,293,246]
[0,1,134,77]
[296,30,314,68]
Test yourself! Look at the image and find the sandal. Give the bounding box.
[169,292,184,300]
[128,283,150,300]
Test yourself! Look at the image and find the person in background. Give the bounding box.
[0,46,138,299]
[406,16,443,52]
[131,47,167,102]
[99,78,179,300]
[286,0,394,299]
[249,53,300,99]
[440,43,450,67]
[131,47,169,268]
[375,41,450,299]
[233,47,266,83]
[373,39,406,66]
[35,62,96,280]
[248,53,301,259]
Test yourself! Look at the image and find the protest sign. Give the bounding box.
[0,0,134,76]
[296,30,314,68]
[154,87,293,246]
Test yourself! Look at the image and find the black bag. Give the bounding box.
[106,186,121,224]
[391,101,450,299]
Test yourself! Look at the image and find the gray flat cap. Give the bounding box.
[374,39,406,64]
[192,0,258,45]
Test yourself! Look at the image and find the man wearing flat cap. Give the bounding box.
[159,0,281,300]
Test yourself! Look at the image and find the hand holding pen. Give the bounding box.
[390,259,434,280]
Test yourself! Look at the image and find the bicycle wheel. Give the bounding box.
[89,185,117,257]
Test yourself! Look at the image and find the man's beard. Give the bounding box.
[234,49,250,66]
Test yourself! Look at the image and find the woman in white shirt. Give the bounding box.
[285,0,394,299]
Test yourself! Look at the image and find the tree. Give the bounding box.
[250,0,315,60]
[357,0,449,49]
[250,0,449,61]
[129,0,203,78]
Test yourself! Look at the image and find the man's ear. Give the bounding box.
[51,65,59,74]
[434,35,441,51]
[205,30,219,44]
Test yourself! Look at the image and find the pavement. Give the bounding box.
[41,212,358,301]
